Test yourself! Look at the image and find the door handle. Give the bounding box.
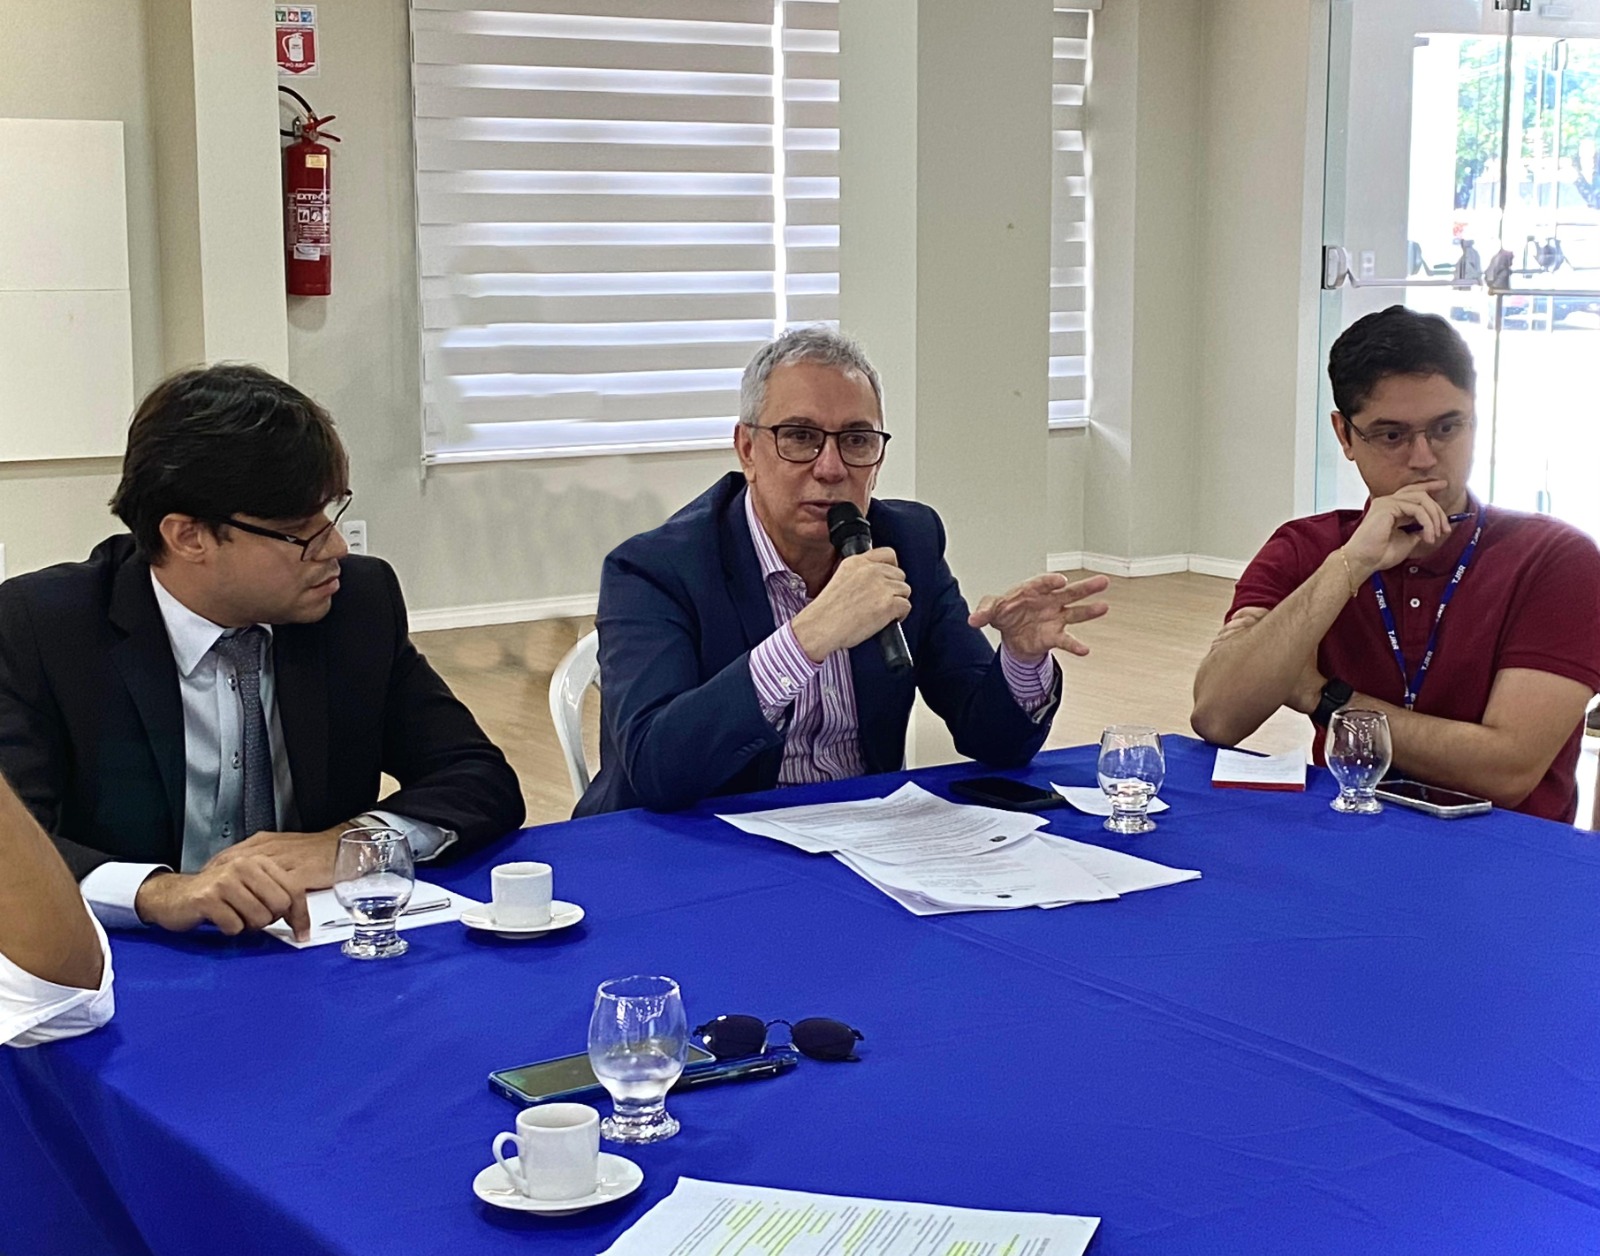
[1321,246,1474,292]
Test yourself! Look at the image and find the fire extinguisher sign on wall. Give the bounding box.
[280,86,339,297]
[276,7,319,79]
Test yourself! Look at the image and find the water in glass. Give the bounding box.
[588,977,687,1144]
[1326,708,1392,815]
[1098,725,1165,834]
[332,828,414,959]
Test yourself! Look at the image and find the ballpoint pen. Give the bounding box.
[1399,511,1473,535]
[670,1052,799,1091]
[317,899,452,930]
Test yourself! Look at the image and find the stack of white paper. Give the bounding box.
[263,880,480,949]
[599,1177,1100,1256]
[719,783,1198,916]
[1211,748,1307,791]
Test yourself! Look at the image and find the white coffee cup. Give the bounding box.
[491,1102,599,1200]
[491,861,553,928]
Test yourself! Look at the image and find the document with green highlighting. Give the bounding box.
[599,1178,1099,1256]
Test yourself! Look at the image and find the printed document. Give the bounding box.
[835,836,1117,914]
[1032,834,1201,895]
[719,782,1044,864]
[598,1178,1099,1256]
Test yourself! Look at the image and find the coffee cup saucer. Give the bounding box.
[460,900,585,939]
[472,1151,642,1214]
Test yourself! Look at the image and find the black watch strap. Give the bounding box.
[1311,678,1354,728]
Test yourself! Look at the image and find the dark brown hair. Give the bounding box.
[1328,305,1477,424]
[110,364,349,560]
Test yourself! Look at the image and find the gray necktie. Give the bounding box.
[213,627,276,840]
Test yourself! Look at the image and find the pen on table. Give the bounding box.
[1399,511,1473,535]
[671,1054,799,1091]
[316,900,451,930]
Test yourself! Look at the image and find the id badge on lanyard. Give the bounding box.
[1369,511,1485,710]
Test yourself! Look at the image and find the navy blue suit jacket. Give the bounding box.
[575,473,1059,816]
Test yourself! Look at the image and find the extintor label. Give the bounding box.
[288,189,330,249]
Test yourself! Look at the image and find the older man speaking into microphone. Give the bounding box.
[573,327,1110,817]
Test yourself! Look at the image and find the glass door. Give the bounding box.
[1318,0,1600,542]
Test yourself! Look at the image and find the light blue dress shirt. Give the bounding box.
[79,572,454,928]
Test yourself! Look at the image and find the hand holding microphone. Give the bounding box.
[787,504,914,671]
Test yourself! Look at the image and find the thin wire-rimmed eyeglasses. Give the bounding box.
[1345,415,1473,459]
[749,423,891,468]
[221,492,353,562]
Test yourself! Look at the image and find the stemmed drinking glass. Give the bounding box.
[587,975,688,1144]
[331,827,415,959]
[1097,725,1166,834]
[1326,708,1392,814]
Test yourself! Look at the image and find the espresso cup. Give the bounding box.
[491,1103,599,1200]
[491,861,553,928]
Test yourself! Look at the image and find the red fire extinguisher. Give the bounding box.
[280,86,341,297]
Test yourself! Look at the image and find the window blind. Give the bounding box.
[1051,5,1093,428]
[410,0,838,464]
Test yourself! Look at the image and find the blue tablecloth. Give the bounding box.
[5,737,1600,1254]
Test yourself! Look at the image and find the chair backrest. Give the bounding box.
[549,630,601,803]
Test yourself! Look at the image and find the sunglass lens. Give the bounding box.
[791,1017,863,1062]
[693,1014,768,1060]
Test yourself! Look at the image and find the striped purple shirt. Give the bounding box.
[742,489,1056,787]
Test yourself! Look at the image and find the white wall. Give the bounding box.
[0,0,1332,600]
[1190,0,1327,565]
[0,0,159,575]
[280,0,735,619]
[1083,0,1204,566]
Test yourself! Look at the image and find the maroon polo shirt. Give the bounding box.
[1229,500,1600,823]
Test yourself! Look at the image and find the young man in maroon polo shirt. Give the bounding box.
[1192,305,1600,824]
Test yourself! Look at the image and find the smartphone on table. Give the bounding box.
[948,776,1064,812]
[1373,779,1492,818]
[489,1044,795,1107]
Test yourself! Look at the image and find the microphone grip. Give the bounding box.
[878,620,913,674]
[836,532,912,673]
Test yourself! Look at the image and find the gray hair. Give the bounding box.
[738,326,884,427]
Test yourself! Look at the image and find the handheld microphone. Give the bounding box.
[827,502,913,674]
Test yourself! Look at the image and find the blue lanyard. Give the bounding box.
[1369,509,1485,710]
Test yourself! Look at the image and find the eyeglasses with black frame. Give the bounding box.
[1344,414,1473,458]
[220,491,353,562]
[693,1014,864,1062]
[749,423,891,468]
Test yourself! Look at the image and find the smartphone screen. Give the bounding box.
[491,1043,716,1104]
[1377,780,1488,807]
[949,776,1061,810]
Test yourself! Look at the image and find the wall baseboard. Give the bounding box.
[1048,552,1248,581]
[409,593,599,633]
[1187,554,1248,580]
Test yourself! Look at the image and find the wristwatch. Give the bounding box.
[1311,678,1354,728]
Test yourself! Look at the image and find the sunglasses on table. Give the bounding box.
[693,1014,864,1062]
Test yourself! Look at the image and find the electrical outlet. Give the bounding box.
[339,520,368,555]
[1359,250,1377,280]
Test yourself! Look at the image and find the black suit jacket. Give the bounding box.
[0,535,524,879]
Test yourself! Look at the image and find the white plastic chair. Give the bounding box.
[549,630,600,803]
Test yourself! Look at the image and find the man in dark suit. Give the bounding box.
[0,365,524,936]
[575,327,1111,816]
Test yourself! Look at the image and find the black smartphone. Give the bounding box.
[1374,779,1492,818]
[490,1043,721,1107]
[948,776,1064,812]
